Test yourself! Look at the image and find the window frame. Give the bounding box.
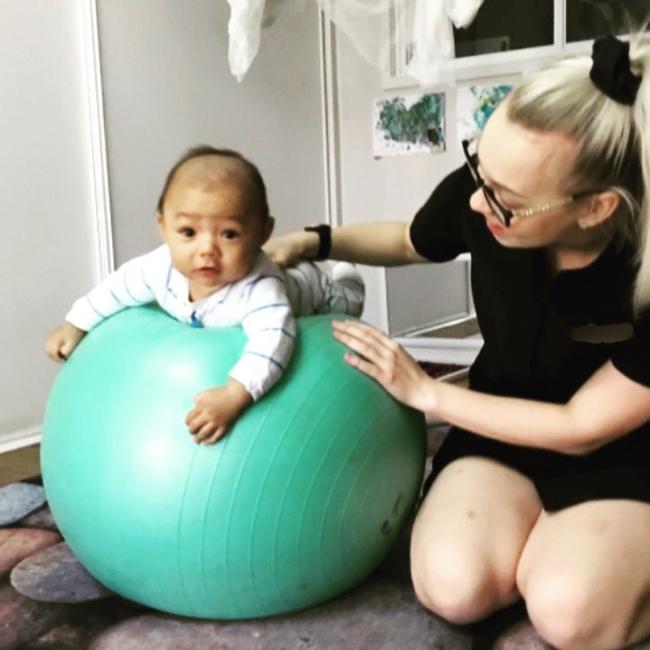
[383,0,600,90]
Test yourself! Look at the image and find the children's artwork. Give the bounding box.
[457,84,513,141]
[373,92,446,157]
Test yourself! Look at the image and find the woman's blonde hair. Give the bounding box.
[507,32,650,313]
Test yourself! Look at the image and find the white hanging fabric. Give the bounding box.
[317,0,485,84]
[226,0,485,84]
[226,0,301,82]
[226,0,265,82]
[447,0,484,27]
[406,0,484,83]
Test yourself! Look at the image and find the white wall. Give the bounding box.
[1,2,473,449]
[2,1,328,450]
[332,29,470,332]
[97,0,327,264]
[0,1,98,447]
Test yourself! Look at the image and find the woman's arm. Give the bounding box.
[332,320,650,456]
[264,222,428,267]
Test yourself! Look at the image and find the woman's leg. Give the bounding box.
[517,500,650,650]
[410,456,542,624]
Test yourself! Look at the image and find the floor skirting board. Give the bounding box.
[0,428,42,455]
[398,336,482,366]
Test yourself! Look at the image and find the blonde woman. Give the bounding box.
[266,34,650,649]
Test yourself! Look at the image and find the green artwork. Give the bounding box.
[373,92,445,156]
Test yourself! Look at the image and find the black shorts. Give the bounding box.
[424,425,650,511]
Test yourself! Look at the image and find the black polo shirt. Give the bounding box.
[409,164,650,403]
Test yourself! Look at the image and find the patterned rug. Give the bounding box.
[0,473,557,649]
[0,360,551,649]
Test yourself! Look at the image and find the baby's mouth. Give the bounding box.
[194,266,219,276]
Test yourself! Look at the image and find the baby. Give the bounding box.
[46,146,364,445]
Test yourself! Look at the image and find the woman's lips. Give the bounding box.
[486,221,504,235]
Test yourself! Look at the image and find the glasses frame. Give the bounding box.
[461,139,593,227]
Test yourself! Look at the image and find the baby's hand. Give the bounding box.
[185,379,253,445]
[46,322,86,362]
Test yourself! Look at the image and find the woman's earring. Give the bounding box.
[578,213,599,229]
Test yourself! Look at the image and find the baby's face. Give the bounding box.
[158,175,272,302]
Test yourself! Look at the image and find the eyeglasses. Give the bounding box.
[461,139,593,227]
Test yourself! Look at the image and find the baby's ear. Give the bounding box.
[156,212,166,238]
[262,216,275,244]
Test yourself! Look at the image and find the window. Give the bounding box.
[454,0,554,58]
[566,0,649,43]
[386,0,649,87]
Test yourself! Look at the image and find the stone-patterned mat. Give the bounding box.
[0,479,643,649]
[11,542,114,603]
[87,576,467,650]
[0,529,61,579]
[0,483,46,526]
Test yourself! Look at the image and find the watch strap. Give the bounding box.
[304,224,332,260]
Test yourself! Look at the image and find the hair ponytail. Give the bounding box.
[628,33,650,311]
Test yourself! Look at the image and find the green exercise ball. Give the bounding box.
[42,306,426,619]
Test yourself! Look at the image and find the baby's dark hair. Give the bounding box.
[156,145,269,219]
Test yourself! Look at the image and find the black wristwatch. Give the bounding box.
[304,224,332,261]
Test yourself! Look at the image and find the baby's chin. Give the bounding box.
[188,273,249,302]
[188,279,225,302]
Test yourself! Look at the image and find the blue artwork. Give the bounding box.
[457,84,513,141]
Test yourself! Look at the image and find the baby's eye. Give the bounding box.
[179,227,195,237]
[222,230,241,240]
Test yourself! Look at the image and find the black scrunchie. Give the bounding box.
[590,35,641,105]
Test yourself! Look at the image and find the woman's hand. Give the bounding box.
[263,230,318,267]
[45,322,86,362]
[332,320,435,413]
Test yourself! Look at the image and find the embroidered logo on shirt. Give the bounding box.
[570,322,633,343]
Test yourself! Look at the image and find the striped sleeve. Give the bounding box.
[65,250,160,331]
[228,276,297,401]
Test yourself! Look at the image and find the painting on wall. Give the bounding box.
[457,84,513,141]
[373,91,446,157]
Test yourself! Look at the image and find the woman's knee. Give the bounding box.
[410,540,512,624]
[522,571,617,650]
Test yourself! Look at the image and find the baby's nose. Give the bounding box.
[199,235,220,256]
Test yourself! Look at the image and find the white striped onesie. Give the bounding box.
[65,245,364,401]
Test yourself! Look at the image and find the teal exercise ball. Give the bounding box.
[42,306,426,619]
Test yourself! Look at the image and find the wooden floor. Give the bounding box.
[0,445,41,487]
